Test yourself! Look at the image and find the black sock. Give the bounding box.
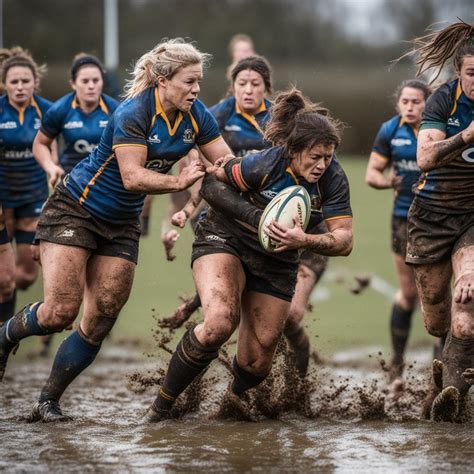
[442,332,474,396]
[390,303,413,366]
[0,290,16,323]
[284,325,310,377]
[152,327,219,411]
[433,333,447,361]
[39,329,101,402]
[231,357,268,396]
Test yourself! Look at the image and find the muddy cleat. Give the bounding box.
[0,323,19,382]
[462,368,474,386]
[431,386,460,423]
[142,404,172,423]
[28,400,73,423]
[432,359,443,390]
[421,359,444,420]
[212,390,255,422]
[388,359,404,383]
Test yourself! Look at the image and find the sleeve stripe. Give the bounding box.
[324,215,352,222]
[231,164,249,192]
[112,143,148,150]
[198,135,223,148]
[372,151,390,161]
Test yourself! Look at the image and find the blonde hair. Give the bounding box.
[124,38,211,99]
[0,46,46,90]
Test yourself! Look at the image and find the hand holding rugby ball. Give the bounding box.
[258,185,311,252]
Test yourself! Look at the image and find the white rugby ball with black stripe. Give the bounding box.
[258,185,311,252]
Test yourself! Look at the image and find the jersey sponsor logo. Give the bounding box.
[205,234,226,244]
[64,120,84,129]
[260,190,278,199]
[396,159,419,172]
[183,128,194,144]
[147,134,161,144]
[224,124,242,132]
[391,138,412,147]
[447,117,460,127]
[99,120,108,128]
[0,121,17,129]
[4,149,34,159]
[461,147,474,163]
[34,118,41,130]
[74,139,97,154]
[58,229,75,238]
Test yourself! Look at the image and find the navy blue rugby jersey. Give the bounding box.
[65,87,221,223]
[210,96,271,156]
[41,92,119,174]
[228,146,352,230]
[0,94,52,207]
[415,79,474,212]
[372,114,421,218]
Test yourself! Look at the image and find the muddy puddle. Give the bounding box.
[1,341,472,472]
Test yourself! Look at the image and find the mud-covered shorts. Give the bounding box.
[35,183,141,263]
[192,210,298,302]
[406,200,474,265]
[391,215,408,258]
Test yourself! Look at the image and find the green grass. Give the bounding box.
[16,156,432,357]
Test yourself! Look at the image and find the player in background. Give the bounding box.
[0,47,53,323]
[366,79,432,387]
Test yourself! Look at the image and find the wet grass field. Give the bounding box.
[4,157,469,473]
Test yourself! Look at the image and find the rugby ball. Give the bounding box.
[258,185,311,252]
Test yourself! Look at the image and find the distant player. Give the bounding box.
[0,47,52,322]
[144,88,353,422]
[366,79,432,385]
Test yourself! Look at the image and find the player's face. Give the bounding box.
[233,69,266,115]
[5,66,35,108]
[397,87,425,126]
[291,143,335,184]
[72,66,104,107]
[161,64,203,113]
[459,55,474,101]
[232,40,255,62]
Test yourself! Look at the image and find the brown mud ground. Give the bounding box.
[1,336,473,472]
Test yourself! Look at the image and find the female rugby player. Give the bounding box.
[0,47,52,322]
[0,39,232,422]
[145,88,353,422]
[170,56,330,376]
[366,80,431,384]
[34,53,119,177]
[403,21,474,421]
[32,53,119,355]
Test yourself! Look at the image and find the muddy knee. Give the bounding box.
[40,301,81,330]
[196,308,239,347]
[81,315,118,345]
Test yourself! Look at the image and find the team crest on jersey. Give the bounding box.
[311,195,322,212]
[148,134,161,144]
[183,128,194,144]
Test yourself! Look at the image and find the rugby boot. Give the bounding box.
[0,322,19,382]
[211,389,255,422]
[421,359,443,419]
[430,386,460,423]
[141,404,172,423]
[462,368,474,386]
[28,400,73,423]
